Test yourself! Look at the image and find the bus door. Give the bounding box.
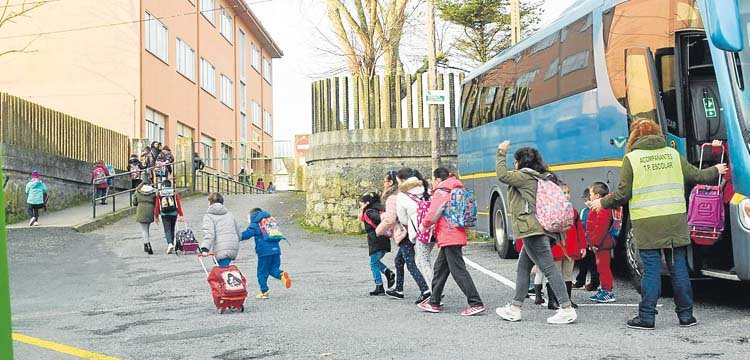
[624,47,670,137]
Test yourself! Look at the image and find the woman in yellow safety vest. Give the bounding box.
[590,119,727,330]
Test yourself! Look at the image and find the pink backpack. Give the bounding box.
[687,143,725,245]
[523,171,575,233]
[405,193,433,244]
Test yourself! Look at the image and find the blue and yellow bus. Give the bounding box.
[458,0,750,284]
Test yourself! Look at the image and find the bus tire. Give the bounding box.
[625,220,644,293]
[492,197,515,259]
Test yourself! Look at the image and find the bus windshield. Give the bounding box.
[730,1,750,149]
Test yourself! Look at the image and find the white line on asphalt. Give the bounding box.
[463,257,516,290]
[577,303,663,307]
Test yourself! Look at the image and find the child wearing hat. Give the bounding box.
[25,170,48,226]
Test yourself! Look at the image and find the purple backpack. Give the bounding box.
[687,143,725,245]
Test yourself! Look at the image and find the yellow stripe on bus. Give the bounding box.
[12,333,120,360]
[459,159,623,180]
[477,212,490,216]
[731,193,746,205]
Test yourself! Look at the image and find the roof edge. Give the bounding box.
[233,0,283,58]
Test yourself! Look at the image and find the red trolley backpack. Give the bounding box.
[199,254,247,313]
[687,143,726,246]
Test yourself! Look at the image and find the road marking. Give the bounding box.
[464,257,663,308]
[12,333,120,359]
[463,257,516,290]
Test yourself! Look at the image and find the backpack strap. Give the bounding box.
[362,209,378,229]
[404,192,422,203]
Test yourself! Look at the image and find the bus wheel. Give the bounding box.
[625,220,644,293]
[493,197,514,259]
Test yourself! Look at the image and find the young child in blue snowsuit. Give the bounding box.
[241,208,292,299]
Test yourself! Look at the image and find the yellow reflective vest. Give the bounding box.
[625,147,686,220]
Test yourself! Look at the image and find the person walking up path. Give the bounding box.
[494,140,577,324]
[359,192,395,296]
[154,180,185,254]
[25,170,48,226]
[417,168,485,316]
[590,119,727,330]
[133,183,157,255]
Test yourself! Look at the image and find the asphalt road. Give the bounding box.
[8,192,750,359]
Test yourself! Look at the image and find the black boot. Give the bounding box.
[566,281,577,308]
[383,269,396,289]
[369,285,385,296]
[144,243,153,255]
[533,284,545,305]
[546,283,559,310]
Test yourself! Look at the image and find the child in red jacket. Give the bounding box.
[586,182,616,303]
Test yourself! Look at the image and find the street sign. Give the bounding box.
[424,90,447,104]
[703,97,717,118]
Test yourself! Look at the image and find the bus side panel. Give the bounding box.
[730,203,750,281]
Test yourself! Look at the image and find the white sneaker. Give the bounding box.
[495,304,522,322]
[29,217,36,226]
[166,244,175,254]
[547,307,577,324]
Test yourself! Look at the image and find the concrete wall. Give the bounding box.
[305,127,457,233]
[2,144,129,223]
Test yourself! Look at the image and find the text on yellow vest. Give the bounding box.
[625,147,685,220]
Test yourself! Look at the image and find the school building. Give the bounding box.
[0,0,282,177]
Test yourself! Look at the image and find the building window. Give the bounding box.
[263,110,272,135]
[201,0,215,25]
[251,43,260,71]
[220,7,233,43]
[251,132,262,149]
[145,107,166,145]
[176,122,193,140]
[176,38,195,81]
[251,100,261,127]
[239,83,246,112]
[200,58,216,96]
[221,143,232,173]
[201,134,214,168]
[238,29,246,82]
[240,143,247,168]
[145,12,168,63]
[220,74,233,108]
[262,57,271,82]
[240,113,247,140]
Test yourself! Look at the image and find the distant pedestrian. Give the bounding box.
[267,182,276,194]
[256,178,265,191]
[25,170,48,226]
[193,152,205,173]
[154,180,184,254]
[396,168,435,302]
[417,167,485,316]
[91,160,110,205]
[573,188,600,290]
[358,192,395,296]
[589,119,727,330]
[241,208,293,299]
[160,146,175,180]
[238,168,247,184]
[200,192,242,268]
[133,183,157,255]
[129,154,145,189]
[494,140,577,324]
[377,170,429,302]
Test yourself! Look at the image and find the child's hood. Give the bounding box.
[207,203,228,215]
[27,180,44,189]
[250,210,271,223]
[398,177,425,196]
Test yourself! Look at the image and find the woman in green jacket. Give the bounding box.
[590,119,727,330]
[133,183,157,255]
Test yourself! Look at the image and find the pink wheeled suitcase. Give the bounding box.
[687,143,725,246]
[176,222,199,254]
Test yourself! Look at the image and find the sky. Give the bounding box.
[249,0,579,143]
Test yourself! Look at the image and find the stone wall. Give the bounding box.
[2,144,130,223]
[305,127,457,233]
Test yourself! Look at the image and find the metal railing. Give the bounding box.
[196,170,267,195]
[91,161,188,218]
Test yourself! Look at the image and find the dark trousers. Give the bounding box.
[27,204,43,219]
[95,188,107,204]
[131,179,142,189]
[575,247,599,286]
[429,245,483,307]
[394,241,428,293]
[161,215,178,245]
[639,247,694,323]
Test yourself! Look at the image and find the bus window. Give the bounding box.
[461,80,480,130]
[560,13,596,99]
[625,49,659,122]
[655,49,680,136]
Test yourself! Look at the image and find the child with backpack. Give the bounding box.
[25,170,48,226]
[241,208,292,299]
[396,168,434,304]
[91,160,110,205]
[200,192,242,267]
[586,182,616,303]
[573,188,600,291]
[547,183,587,309]
[494,140,577,324]
[359,192,395,296]
[376,170,429,302]
[417,167,485,316]
[154,180,184,254]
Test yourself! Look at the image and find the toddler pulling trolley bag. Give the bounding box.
[176,222,199,254]
[687,143,726,246]
[198,253,247,313]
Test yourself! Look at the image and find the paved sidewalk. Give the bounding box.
[6,191,134,229]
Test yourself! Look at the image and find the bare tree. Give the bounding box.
[0,0,46,58]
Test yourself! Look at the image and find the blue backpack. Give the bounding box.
[442,188,478,228]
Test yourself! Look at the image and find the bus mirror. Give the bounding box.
[704,0,744,52]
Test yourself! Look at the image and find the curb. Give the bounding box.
[73,206,137,233]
